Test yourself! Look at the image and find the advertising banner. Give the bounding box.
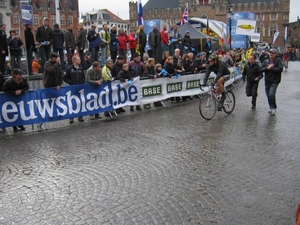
[0,68,241,128]
[21,5,33,25]
[236,19,257,36]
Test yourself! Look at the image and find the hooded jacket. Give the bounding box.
[36,17,53,44]
[52,26,64,49]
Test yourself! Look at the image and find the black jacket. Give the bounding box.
[204,61,230,84]
[0,72,4,91]
[24,26,35,49]
[7,36,23,56]
[111,62,123,78]
[0,30,8,56]
[182,35,192,47]
[138,30,147,47]
[52,28,64,49]
[260,56,283,83]
[64,29,75,49]
[146,65,156,78]
[63,65,85,85]
[117,69,133,82]
[36,25,53,44]
[3,77,29,94]
[242,61,263,84]
[193,58,207,72]
[163,62,175,77]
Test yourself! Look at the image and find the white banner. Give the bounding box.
[235,19,257,36]
[251,33,260,42]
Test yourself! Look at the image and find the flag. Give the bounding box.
[135,27,141,55]
[137,0,144,26]
[284,26,288,44]
[206,18,210,35]
[273,31,280,44]
[227,34,230,45]
[180,3,188,25]
[221,23,224,44]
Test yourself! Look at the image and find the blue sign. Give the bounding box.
[21,5,33,25]
[228,12,254,49]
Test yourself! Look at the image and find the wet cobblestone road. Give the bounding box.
[0,62,300,225]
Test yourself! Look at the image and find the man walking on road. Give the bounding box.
[260,48,283,115]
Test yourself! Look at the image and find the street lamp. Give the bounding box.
[227,1,233,49]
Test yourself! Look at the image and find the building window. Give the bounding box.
[15,28,20,35]
[33,14,39,25]
[98,21,102,25]
[13,13,19,24]
[61,15,65,25]
[68,16,73,25]
[270,13,277,20]
[42,11,47,17]
[42,2,47,10]
[269,23,277,36]
[51,15,55,25]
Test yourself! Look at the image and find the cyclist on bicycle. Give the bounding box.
[202,54,230,108]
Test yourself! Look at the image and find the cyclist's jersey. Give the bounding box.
[203,61,230,84]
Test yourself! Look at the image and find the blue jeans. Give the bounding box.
[27,47,33,73]
[11,55,21,69]
[101,46,107,66]
[89,46,99,64]
[265,82,279,109]
[53,48,65,70]
[161,43,169,54]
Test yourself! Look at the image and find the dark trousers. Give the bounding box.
[265,82,279,109]
[151,45,160,63]
[53,48,65,70]
[40,45,51,72]
[0,54,5,74]
[66,48,74,66]
[78,49,87,70]
[118,49,127,59]
[26,47,33,73]
[246,82,259,106]
[111,51,117,63]
[130,48,136,61]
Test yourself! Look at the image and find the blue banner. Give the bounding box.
[21,5,33,25]
[228,12,254,49]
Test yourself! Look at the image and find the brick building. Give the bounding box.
[0,0,79,44]
[129,0,290,47]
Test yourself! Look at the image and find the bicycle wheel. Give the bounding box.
[222,91,235,114]
[199,94,217,120]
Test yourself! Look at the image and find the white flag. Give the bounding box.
[273,31,280,44]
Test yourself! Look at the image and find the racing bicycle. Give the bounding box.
[199,83,235,120]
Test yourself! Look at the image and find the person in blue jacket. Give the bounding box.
[87,25,101,64]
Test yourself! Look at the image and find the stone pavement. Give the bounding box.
[0,62,300,225]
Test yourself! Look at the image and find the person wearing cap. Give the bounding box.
[148,25,161,63]
[260,48,283,115]
[76,22,87,70]
[43,52,63,90]
[24,24,36,75]
[110,25,118,63]
[117,28,128,59]
[36,17,53,72]
[182,30,192,54]
[3,68,29,132]
[65,24,76,67]
[87,24,101,64]
[52,23,65,70]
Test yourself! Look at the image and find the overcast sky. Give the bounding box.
[79,0,299,22]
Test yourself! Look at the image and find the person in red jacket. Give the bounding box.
[128,30,137,61]
[117,28,128,60]
[160,24,169,54]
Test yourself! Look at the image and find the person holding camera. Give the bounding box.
[88,25,101,64]
[7,29,24,70]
